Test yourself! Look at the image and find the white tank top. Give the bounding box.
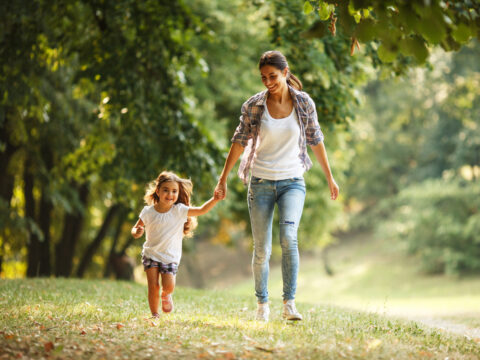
[251,105,305,180]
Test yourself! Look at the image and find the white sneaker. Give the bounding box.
[256,303,270,322]
[283,300,302,321]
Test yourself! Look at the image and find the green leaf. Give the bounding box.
[318,2,334,20]
[399,37,429,63]
[441,35,462,52]
[452,23,472,44]
[304,1,314,15]
[301,20,327,39]
[418,8,447,44]
[377,43,397,63]
[354,19,376,42]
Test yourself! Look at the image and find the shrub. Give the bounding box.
[378,179,480,275]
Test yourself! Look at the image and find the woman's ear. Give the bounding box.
[283,67,289,77]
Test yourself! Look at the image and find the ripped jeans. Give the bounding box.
[248,176,306,304]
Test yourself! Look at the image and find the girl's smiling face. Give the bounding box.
[156,181,179,206]
[260,65,288,95]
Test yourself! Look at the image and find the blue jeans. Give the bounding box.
[247,176,306,304]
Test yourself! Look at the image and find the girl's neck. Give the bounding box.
[154,202,174,213]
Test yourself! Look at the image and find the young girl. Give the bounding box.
[131,171,221,317]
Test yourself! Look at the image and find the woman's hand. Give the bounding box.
[328,178,339,200]
[214,180,227,200]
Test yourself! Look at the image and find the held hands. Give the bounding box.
[213,190,223,201]
[214,180,227,200]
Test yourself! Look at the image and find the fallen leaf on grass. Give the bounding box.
[80,330,87,335]
[44,341,54,352]
[216,350,235,359]
[418,350,433,357]
[115,323,124,330]
[254,345,275,353]
[4,334,15,340]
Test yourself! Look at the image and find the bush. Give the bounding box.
[378,179,480,275]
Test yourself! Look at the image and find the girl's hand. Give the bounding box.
[132,226,144,238]
[214,181,227,200]
[328,179,339,200]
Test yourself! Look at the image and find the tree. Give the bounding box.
[304,1,480,70]
[0,0,222,277]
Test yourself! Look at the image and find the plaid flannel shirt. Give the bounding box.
[231,85,324,184]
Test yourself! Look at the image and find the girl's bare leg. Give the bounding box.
[161,273,176,296]
[161,273,176,312]
[145,267,160,316]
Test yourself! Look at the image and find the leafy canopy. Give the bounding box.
[304,0,480,66]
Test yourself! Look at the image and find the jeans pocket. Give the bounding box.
[250,176,264,185]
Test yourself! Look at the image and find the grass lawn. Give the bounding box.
[229,232,480,336]
[1,277,480,359]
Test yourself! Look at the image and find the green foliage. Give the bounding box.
[304,1,480,69]
[0,0,224,277]
[347,41,480,274]
[347,41,480,223]
[378,179,480,275]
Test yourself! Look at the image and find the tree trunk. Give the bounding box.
[37,188,53,276]
[34,144,54,276]
[25,165,40,278]
[0,110,17,202]
[104,210,127,278]
[0,110,18,276]
[55,183,89,277]
[76,204,122,277]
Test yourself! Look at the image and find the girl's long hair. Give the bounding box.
[144,171,198,237]
[258,50,303,91]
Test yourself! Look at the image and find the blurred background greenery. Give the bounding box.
[1,0,479,287]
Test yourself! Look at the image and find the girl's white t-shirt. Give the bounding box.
[139,203,189,264]
[251,106,304,180]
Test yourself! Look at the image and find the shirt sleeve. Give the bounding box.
[139,206,149,224]
[305,95,324,146]
[230,100,252,147]
[176,203,190,222]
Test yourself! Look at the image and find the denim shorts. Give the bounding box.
[142,256,178,275]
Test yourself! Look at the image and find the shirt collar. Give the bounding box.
[254,84,301,106]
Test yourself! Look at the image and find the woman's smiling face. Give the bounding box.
[260,65,288,95]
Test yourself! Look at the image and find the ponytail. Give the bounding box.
[287,72,303,91]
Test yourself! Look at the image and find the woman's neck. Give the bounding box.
[268,84,290,104]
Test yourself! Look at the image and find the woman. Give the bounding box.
[215,50,339,322]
